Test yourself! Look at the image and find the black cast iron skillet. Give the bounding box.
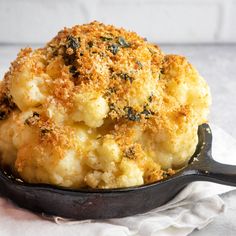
[0,123,236,220]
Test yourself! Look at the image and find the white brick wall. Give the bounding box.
[0,0,235,44]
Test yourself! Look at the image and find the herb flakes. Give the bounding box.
[69,65,80,78]
[124,106,141,122]
[118,73,134,83]
[141,103,154,119]
[100,36,113,41]
[117,37,130,48]
[69,65,77,74]
[63,52,76,66]
[108,87,117,94]
[67,36,80,51]
[136,61,143,69]
[148,47,156,55]
[108,44,119,55]
[141,108,154,118]
[148,94,153,103]
[162,172,171,179]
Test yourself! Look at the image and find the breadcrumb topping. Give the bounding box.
[0,21,211,189]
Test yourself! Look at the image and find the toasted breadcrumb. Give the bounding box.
[0,21,211,188]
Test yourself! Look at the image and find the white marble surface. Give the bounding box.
[0,44,236,235]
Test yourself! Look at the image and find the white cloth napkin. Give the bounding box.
[0,124,236,236]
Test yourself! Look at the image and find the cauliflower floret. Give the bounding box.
[84,137,122,188]
[10,73,46,111]
[117,159,144,187]
[0,114,18,166]
[15,135,88,188]
[72,93,109,128]
[97,137,121,165]
[84,170,103,188]
[45,99,68,125]
[9,50,49,111]
[85,136,121,172]
[142,55,211,169]
[52,149,85,187]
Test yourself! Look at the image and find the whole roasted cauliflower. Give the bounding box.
[0,21,211,189]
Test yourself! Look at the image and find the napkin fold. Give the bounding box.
[0,124,236,236]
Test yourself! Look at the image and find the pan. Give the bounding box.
[0,123,235,220]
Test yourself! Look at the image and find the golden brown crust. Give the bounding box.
[0,21,211,188]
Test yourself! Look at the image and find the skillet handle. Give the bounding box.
[185,123,236,187]
[192,155,236,186]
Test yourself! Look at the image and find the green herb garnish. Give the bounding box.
[148,95,153,103]
[141,108,154,118]
[69,65,80,78]
[136,61,143,69]
[118,37,130,48]
[69,65,77,74]
[108,44,119,55]
[63,53,76,66]
[148,47,156,55]
[124,107,141,121]
[67,36,80,51]
[100,36,113,41]
[118,73,134,83]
